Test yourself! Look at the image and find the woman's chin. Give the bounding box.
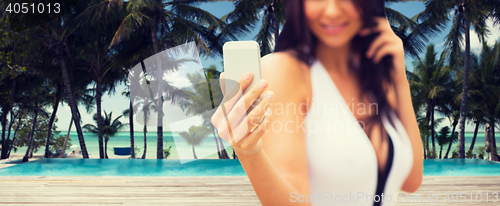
[320,40,351,50]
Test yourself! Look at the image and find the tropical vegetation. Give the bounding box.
[0,0,499,162]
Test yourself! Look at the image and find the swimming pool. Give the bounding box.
[0,159,499,176]
[0,159,246,176]
[424,159,500,176]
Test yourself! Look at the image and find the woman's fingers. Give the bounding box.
[373,45,397,64]
[224,78,271,131]
[239,107,273,153]
[220,72,255,114]
[247,90,274,130]
[250,106,273,136]
[359,27,380,36]
[366,35,389,59]
[221,77,270,129]
[243,79,269,112]
[214,90,275,147]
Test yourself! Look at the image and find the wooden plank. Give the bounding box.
[0,176,498,205]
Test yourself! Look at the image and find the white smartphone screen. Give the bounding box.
[222,41,262,114]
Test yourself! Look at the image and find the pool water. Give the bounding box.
[0,159,246,176]
[0,159,499,176]
[423,159,500,176]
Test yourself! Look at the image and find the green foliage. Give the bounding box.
[83,111,126,141]
[179,125,210,147]
[466,149,474,158]
[134,146,141,154]
[436,126,450,147]
[451,149,458,159]
[475,146,486,157]
[163,146,172,159]
[13,114,68,153]
[428,150,437,159]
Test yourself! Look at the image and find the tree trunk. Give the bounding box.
[212,128,221,159]
[444,137,454,160]
[1,109,9,159]
[1,80,15,159]
[431,101,436,159]
[425,135,430,159]
[96,81,104,159]
[457,16,470,159]
[105,135,109,159]
[218,135,229,159]
[422,139,427,159]
[29,144,34,158]
[23,109,39,162]
[439,146,443,159]
[59,57,89,158]
[444,118,459,159]
[7,112,24,158]
[58,117,73,158]
[485,124,491,155]
[490,117,498,161]
[129,101,135,159]
[469,121,480,152]
[142,124,147,159]
[151,15,164,159]
[192,144,198,159]
[5,110,16,158]
[423,99,432,159]
[45,85,62,158]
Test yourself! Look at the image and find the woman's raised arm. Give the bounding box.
[211,52,311,205]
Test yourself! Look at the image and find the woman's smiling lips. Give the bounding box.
[321,22,348,35]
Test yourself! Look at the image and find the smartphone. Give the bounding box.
[222,41,262,114]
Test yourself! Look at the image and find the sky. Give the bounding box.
[53,1,500,133]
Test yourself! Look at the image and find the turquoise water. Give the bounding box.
[16,132,235,159]
[0,159,246,176]
[424,159,500,176]
[16,132,499,160]
[12,132,500,159]
[0,159,499,176]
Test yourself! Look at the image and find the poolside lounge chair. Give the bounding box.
[113,147,131,156]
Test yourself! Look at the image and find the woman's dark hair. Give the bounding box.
[274,0,396,143]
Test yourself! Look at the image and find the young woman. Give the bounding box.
[211,0,424,205]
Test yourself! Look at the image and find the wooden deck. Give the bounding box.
[0,176,498,205]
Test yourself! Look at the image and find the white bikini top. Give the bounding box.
[304,60,414,206]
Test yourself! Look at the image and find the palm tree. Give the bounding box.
[29,3,96,158]
[83,111,126,159]
[410,44,454,158]
[204,66,230,159]
[465,42,500,161]
[436,126,451,159]
[181,68,229,159]
[105,0,224,159]
[443,130,459,159]
[133,91,156,159]
[416,0,500,158]
[179,125,210,159]
[21,78,51,162]
[71,1,129,159]
[42,82,63,158]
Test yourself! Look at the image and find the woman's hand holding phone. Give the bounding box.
[211,72,274,157]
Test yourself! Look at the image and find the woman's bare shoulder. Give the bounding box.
[260,52,310,102]
[261,51,307,74]
[261,52,310,99]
